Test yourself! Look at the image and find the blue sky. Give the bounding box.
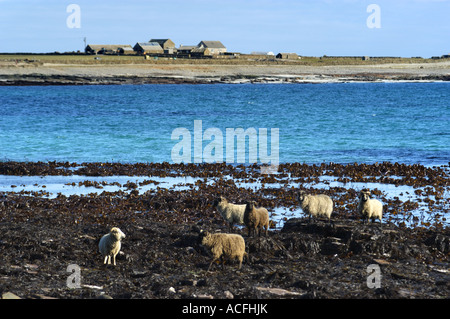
[0,0,448,57]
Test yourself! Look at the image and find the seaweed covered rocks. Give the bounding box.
[0,161,448,299]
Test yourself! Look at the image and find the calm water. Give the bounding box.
[1,83,449,165]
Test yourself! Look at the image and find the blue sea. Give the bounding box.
[1,83,449,166]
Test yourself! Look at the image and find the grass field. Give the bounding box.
[0,53,447,66]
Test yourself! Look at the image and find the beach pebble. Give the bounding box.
[224,290,234,299]
[2,292,21,299]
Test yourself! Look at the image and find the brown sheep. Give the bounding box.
[243,201,269,237]
[199,230,246,271]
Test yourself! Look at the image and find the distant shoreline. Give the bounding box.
[1,74,449,86]
[1,59,449,85]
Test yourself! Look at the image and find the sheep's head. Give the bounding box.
[213,196,226,207]
[198,229,210,245]
[245,201,256,212]
[110,227,126,241]
[297,191,306,203]
[359,191,370,202]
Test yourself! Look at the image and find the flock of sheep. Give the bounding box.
[98,190,383,270]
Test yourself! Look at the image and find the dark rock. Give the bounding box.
[131,270,148,278]
[424,233,449,253]
[320,238,346,255]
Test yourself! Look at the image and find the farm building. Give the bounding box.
[251,51,275,56]
[197,41,227,55]
[190,47,213,57]
[276,53,299,60]
[150,39,177,54]
[178,45,197,54]
[85,44,134,55]
[150,39,176,50]
[133,42,164,55]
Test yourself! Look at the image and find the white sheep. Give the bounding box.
[99,227,126,265]
[199,230,246,271]
[213,196,246,232]
[357,190,383,225]
[297,191,333,223]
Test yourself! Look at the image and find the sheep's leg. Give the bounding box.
[103,256,108,264]
[113,254,116,266]
[207,258,217,271]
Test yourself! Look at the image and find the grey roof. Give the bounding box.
[198,41,226,49]
[178,45,197,50]
[150,39,175,47]
[134,42,164,51]
[150,39,172,43]
[191,47,208,53]
[86,44,132,51]
[137,42,162,47]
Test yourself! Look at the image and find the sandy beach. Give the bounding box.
[1,60,450,85]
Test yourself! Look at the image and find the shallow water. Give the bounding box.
[2,172,448,229]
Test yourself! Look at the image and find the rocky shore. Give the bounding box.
[0,162,448,300]
[1,61,450,85]
[1,72,450,86]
